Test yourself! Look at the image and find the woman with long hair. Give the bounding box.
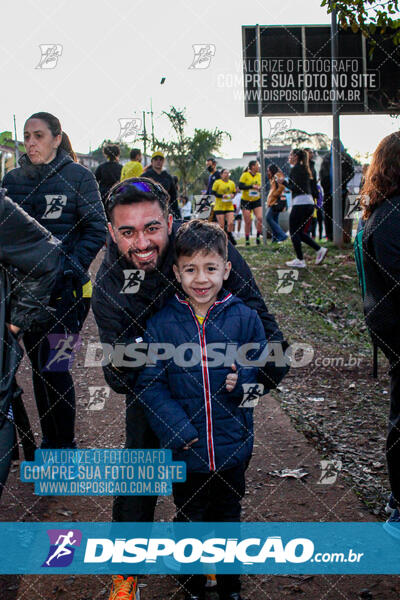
[361,131,400,534]
[278,148,327,268]
[266,163,288,243]
[95,143,122,203]
[2,112,106,449]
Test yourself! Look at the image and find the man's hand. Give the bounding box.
[183,438,199,451]
[225,363,238,392]
[7,323,20,336]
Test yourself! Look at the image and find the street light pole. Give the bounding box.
[256,24,267,245]
[331,4,343,246]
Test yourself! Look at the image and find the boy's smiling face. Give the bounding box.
[173,250,231,315]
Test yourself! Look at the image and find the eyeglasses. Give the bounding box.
[105,179,168,214]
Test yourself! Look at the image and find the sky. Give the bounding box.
[1,0,399,161]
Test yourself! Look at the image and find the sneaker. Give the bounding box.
[315,247,328,265]
[245,239,250,246]
[383,508,400,540]
[256,236,261,245]
[285,258,306,268]
[108,575,139,600]
[205,574,217,588]
[385,493,398,515]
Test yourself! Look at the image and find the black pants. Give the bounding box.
[23,331,76,448]
[112,396,159,522]
[311,207,324,239]
[388,365,400,505]
[289,204,320,260]
[173,463,246,598]
[323,193,347,241]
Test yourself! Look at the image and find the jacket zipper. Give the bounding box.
[175,294,232,472]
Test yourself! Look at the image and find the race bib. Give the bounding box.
[248,190,259,198]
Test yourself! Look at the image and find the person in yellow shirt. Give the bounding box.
[120,148,143,181]
[239,160,262,246]
[212,168,237,245]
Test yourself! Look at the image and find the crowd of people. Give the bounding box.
[0,111,398,600]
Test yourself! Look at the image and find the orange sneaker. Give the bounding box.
[108,575,139,600]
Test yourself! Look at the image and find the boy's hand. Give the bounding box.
[183,438,198,451]
[225,364,238,392]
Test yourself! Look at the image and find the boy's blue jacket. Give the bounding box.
[136,290,267,473]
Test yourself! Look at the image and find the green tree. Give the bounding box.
[265,128,331,150]
[153,106,230,195]
[321,0,400,46]
[229,165,246,185]
[91,140,133,163]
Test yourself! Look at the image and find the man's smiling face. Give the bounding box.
[108,201,173,271]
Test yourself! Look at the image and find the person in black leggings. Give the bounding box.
[278,149,327,268]
[3,112,106,449]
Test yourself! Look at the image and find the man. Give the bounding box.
[92,177,289,600]
[143,151,180,219]
[319,143,354,241]
[120,148,143,182]
[206,157,221,195]
[0,190,60,498]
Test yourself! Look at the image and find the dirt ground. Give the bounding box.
[0,249,399,600]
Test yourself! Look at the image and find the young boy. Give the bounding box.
[136,220,267,600]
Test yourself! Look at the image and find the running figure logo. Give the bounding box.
[193,195,214,219]
[189,44,216,69]
[239,383,264,408]
[36,44,63,69]
[275,269,299,294]
[121,269,145,294]
[267,118,291,138]
[44,334,82,372]
[318,460,342,485]
[118,118,142,143]
[42,529,82,567]
[42,194,67,219]
[87,386,110,410]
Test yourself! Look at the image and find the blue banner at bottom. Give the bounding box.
[0,522,399,574]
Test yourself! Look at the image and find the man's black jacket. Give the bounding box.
[144,168,180,219]
[363,195,400,366]
[0,191,60,426]
[92,222,289,396]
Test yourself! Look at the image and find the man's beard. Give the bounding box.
[123,244,167,272]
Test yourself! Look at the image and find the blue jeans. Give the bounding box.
[266,207,287,241]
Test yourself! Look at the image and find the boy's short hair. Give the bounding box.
[174,220,228,262]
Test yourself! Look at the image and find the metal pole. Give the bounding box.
[142,110,148,166]
[150,98,155,148]
[331,6,343,246]
[13,114,20,165]
[256,24,267,245]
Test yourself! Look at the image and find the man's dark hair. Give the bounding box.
[207,157,217,164]
[130,148,141,160]
[174,219,227,262]
[106,177,170,221]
